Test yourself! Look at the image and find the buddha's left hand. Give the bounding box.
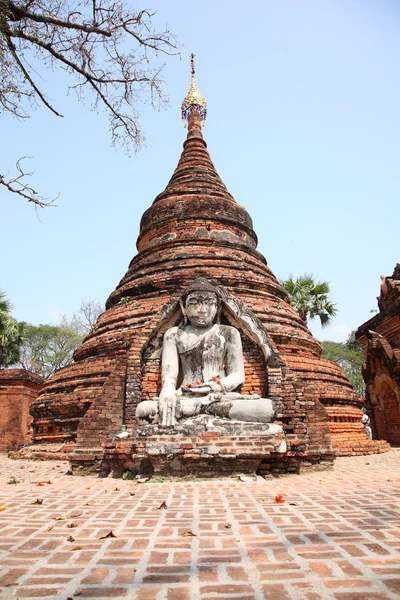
[205,380,222,392]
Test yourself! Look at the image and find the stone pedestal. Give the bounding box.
[70,420,286,477]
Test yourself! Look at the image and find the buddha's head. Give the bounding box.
[182,278,221,327]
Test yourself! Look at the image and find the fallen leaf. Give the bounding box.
[158,501,168,510]
[31,498,43,505]
[182,530,197,537]
[275,495,285,504]
[69,545,84,551]
[47,526,54,531]
[80,502,90,506]
[73,593,82,597]
[288,502,298,506]
[112,487,120,491]
[67,535,75,542]
[129,492,135,497]
[224,522,232,529]
[36,482,45,486]
[0,504,6,512]
[86,486,91,489]
[47,481,53,485]
[67,522,77,528]
[99,531,117,539]
[54,515,69,521]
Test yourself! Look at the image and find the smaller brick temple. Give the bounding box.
[0,369,43,452]
[356,265,400,444]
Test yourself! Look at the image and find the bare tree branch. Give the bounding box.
[0,0,179,206]
[0,158,57,207]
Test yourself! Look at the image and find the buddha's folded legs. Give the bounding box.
[207,398,277,423]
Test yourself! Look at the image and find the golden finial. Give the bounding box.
[181,53,207,127]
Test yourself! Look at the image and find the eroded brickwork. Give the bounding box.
[0,370,43,452]
[357,265,400,444]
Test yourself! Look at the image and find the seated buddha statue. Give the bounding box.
[136,278,278,428]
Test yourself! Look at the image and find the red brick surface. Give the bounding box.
[0,450,400,599]
[0,370,43,452]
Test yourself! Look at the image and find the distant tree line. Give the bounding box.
[0,295,101,377]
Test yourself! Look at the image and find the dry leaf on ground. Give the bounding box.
[67,522,77,528]
[67,535,75,542]
[31,499,43,505]
[157,501,168,510]
[182,530,197,537]
[0,504,6,512]
[99,531,117,539]
[275,495,285,504]
[69,545,84,551]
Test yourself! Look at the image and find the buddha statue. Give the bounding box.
[136,278,278,427]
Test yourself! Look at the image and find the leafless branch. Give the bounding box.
[0,0,179,206]
[0,158,57,207]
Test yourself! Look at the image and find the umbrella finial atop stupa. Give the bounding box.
[181,53,207,128]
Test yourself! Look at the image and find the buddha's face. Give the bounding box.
[185,291,218,327]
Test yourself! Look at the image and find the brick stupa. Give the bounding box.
[29,58,389,474]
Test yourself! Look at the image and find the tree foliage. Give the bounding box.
[0,289,26,367]
[18,322,83,377]
[322,333,365,395]
[16,298,101,377]
[0,0,177,206]
[63,298,102,335]
[281,273,338,327]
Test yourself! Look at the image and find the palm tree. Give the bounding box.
[281,274,338,327]
[0,290,26,367]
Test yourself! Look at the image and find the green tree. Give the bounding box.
[322,333,365,395]
[0,290,26,367]
[0,0,177,206]
[281,273,338,327]
[17,323,83,378]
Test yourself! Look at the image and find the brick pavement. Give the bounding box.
[0,450,400,600]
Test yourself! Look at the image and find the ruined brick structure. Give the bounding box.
[28,61,388,474]
[356,265,400,444]
[0,369,43,452]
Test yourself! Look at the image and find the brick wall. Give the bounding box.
[0,370,43,452]
[357,266,400,445]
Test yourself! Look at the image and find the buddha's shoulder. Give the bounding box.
[164,326,179,340]
[218,324,241,339]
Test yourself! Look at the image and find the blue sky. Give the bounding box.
[2,0,399,342]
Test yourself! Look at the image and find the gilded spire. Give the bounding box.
[181,54,207,127]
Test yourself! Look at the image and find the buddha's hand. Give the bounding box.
[205,379,223,392]
[159,390,177,427]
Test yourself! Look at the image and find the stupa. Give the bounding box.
[28,56,389,475]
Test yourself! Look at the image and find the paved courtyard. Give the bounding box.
[0,450,399,600]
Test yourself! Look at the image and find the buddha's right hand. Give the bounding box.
[159,391,177,427]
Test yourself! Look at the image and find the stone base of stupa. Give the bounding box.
[68,417,335,478]
[9,442,74,462]
[325,406,391,456]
